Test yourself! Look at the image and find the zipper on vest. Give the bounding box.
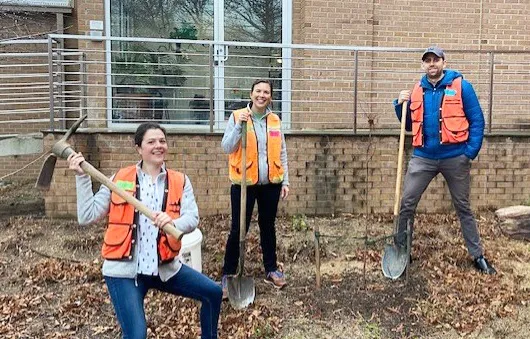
[254,119,261,184]
[439,91,446,144]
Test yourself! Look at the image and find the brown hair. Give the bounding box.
[250,79,273,96]
[134,122,167,147]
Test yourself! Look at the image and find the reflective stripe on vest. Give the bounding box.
[103,165,184,263]
[228,108,284,185]
[410,77,469,147]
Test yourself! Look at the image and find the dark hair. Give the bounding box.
[250,79,273,96]
[134,122,167,146]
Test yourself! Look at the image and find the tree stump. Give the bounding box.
[495,205,530,240]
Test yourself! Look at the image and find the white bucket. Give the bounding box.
[179,228,203,273]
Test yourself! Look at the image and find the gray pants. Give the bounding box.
[397,154,483,258]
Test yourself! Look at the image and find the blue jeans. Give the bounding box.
[104,265,222,339]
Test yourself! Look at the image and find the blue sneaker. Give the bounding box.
[264,270,287,289]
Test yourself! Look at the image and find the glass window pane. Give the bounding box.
[223,0,283,119]
[110,0,213,124]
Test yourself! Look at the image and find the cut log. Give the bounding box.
[495,205,530,219]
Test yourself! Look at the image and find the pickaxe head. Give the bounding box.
[35,115,88,190]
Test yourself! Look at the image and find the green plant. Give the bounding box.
[291,214,309,232]
[112,21,199,91]
[169,22,198,40]
[362,321,382,339]
[170,22,198,55]
[253,323,275,338]
[112,43,187,90]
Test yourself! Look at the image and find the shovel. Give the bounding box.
[35,115,184,242]
[227,120,255,310]
[382,101,410,280]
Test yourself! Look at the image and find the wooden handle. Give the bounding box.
[393,101,408,217]
[314,223,321,289]
[80,161,183,240]
[240,121,247,242]
[237,121,248,276]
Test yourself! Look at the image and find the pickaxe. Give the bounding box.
[35,115,184,240]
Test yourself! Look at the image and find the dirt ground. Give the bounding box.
[1,180,530,338]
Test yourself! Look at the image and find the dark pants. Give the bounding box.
[105,265,222,339]
[223,183,282,275]
[397,154,483,258]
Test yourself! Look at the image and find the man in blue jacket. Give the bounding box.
[394,46,496,274]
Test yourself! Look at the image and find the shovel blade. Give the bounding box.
[382,243,408,280]
[35,154,57,190]
[227,276,255,310]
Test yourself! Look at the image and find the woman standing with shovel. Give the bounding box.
[221,79,290,300]
[66,122,222,339]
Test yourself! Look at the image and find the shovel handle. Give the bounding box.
[393,101,408,217]
[238,121,248,276]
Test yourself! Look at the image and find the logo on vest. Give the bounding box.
[116,180,135,190]
[444,89,457,96]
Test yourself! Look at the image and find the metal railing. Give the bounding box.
[0,38,87,136]
[2,35,530,135]
[0,39,53,135]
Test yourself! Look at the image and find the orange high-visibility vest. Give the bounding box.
[102,165,184,263]
[228,108,284,185]
[410,77,469,147]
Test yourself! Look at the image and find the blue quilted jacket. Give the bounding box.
[394,69,485,160]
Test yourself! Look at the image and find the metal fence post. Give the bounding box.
[488,52,494,133]
[209,44,214,133]
[57,38,65,129]
[81,53,88,127]
[353,50,358,134]
[48,36,55,131]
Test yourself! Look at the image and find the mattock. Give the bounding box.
[35,115,183,240]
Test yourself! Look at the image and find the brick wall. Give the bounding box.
[4,0,530,202]
[288,0,530,131]
[43,131,530,218]
[68,0,107,128]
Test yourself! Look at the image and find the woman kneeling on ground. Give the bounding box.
[67,122,222,339]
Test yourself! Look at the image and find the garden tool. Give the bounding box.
[227,120,255,310]
[382,102,410,280]
[35,115,184,241]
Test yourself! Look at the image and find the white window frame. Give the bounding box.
[104,0,292,130]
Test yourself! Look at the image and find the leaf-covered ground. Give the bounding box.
[1,181,530,338]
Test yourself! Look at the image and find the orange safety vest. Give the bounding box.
[102,165,184,263]
[228,108,284,185]
[410,77,469,147]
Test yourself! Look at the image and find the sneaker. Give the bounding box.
[221,275,228,300]
[264,270,287,289]
[474,256,497,275]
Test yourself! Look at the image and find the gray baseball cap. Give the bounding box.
[422,46,445,60]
